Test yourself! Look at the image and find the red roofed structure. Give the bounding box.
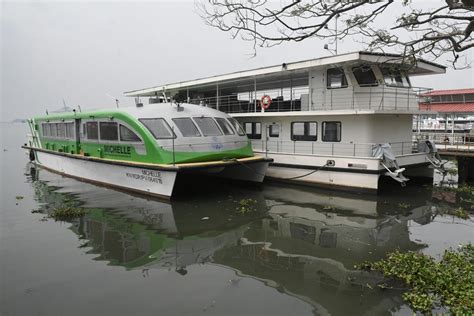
[419,88,474,113]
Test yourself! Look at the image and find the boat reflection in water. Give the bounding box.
[29,165,439,314]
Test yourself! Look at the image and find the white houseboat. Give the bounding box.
[124,52,447,193]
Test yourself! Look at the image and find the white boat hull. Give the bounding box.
[32,149,270,199]
[35,150,178,198]
[257,151,433,192]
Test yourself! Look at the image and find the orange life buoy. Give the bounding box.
[260,95,272,109]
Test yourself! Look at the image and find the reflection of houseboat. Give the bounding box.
[125,52,447,192]
[24,103,270,198]
[29,166,438,314]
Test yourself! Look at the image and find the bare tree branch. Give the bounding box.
[197,0,474,67]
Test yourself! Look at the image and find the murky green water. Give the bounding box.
[1,123,473,316]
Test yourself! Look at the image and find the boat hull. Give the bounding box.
[30,148,270,199]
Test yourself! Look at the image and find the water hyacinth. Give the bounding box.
[357,244,474,314]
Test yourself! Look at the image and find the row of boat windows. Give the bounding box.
[138,117,245,139]
[327,67,410,89]
[244,121,341,142]
[42,117,246,142]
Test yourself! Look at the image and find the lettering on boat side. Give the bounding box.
[104,145,131,156]
[126,169,162,184]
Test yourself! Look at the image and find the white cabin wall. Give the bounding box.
[309,69,326,110]
[366,114,413,144]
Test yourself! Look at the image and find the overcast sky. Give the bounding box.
[1,0,473,121]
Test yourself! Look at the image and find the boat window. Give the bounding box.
[322,121,341,142]
[269,124,280,137]
[100,122,118,141]
[58,123,66,138]
[381,67,410,87]
[86,122,99,140]
[65,122,75,138]
[227,117,246,136]
[119,124,141,142]
[214,117,235,135]
[243,122,262,139]
[291,122,317,141]
[327,68,348,89]
[193,117,222,136]
[42,123,50,137]
[172,118,201,137]
[139,118,175,139]
[352,66,378,86]
[49,123,57,137]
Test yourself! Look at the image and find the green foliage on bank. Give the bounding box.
[357,244,474,314]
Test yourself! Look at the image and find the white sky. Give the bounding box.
[1,0,473,121]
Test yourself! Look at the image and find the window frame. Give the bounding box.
[291,121,317,141]
[380,66,411,88]
[119,124,142,143]
[227,117,246,136]
[139,118,176,140]
[172,117,202,137]
[268,124,280,138]
[214,117,235,136]
[352,66,378,87]
[243,122,262,140]
[99,121,119,141]
[192,117,223,137]
[327,68,348,89]
[85,121,99,140]
[322,121,342,142]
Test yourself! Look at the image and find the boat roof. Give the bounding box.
[33,103,228,121]
[124,51,446,97]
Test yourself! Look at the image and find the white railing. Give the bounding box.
[185,85,431,114]
[414,132,474,149]
[251,140,416,157]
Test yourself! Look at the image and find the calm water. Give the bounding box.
[1,123,473,316]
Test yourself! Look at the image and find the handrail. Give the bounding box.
[185,84,431,114]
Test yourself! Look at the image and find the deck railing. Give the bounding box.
[186,85,431,114]
[251,140,416,158]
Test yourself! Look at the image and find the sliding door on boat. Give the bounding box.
[264,122,281,153]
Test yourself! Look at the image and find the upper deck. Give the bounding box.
[124,51,445,115]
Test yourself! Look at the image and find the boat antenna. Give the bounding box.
[78,105,82,112]
[46,109,49,115]
[62,99,68,111]
[106,93,120,108]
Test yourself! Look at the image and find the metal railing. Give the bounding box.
[184,85,431,114]
[414,133,474,152]
[251,140,416,158]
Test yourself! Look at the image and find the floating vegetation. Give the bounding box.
[236,199,257,215]
[445,167,458,176]
[447,207,470,220]
[322,205,336,211]
[357,244,474,314]
[49,206,85,220]
[398,202,410,209]
[15,196,24,200]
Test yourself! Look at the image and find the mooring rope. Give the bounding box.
[224,158,330,181]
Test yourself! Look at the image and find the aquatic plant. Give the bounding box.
[322,205,336,211]
[357,244,474,314]
[435,207,471,220]
[398,202,410,209]
[236,199,257,215]
[49,206,86,220]
[15,196,24,200]
[445,167,458,176]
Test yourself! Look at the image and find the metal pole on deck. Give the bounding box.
[254,78,257,112]
[187,88,189,103]
[216,83,219,111]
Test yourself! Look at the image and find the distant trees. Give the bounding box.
[199,0,474,67]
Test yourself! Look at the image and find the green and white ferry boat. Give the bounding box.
[23,102,271,198]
